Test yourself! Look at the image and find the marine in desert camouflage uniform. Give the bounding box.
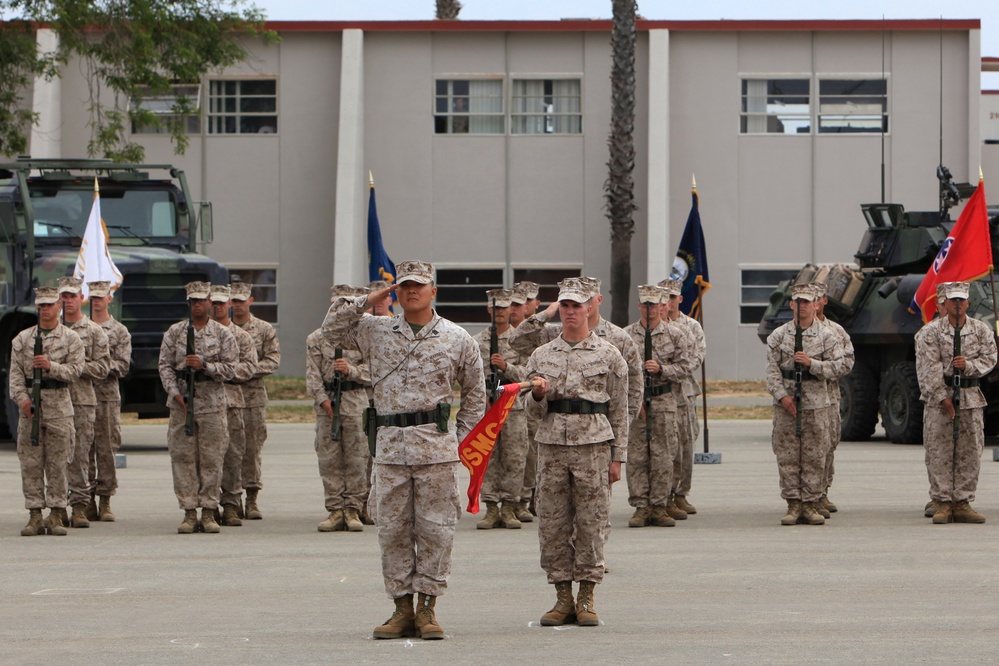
[307,284,372,533]
[527,278,629,628]
[472,288,530,530]
[158,281,238,534]
[623,284,696,528]
[512,281,541,520]
[231,281,281,520]
[211,284,258,527]
[322,260,485,641]
[87,280,131,523]
[9,287,84,536]
[915,281,997,524]
[58,277,111,529]
[765,283,853,526]
[659,277,707,518]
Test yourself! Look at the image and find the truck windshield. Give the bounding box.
[30,187,177,241]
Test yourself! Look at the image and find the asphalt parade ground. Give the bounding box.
[2,420,999,665]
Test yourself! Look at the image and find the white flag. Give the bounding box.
[73,178,123,300]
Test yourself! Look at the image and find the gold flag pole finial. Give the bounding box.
[94,177,99,194]
[980,165,984,183]
[369,171,374,188]
[692,173,697,192]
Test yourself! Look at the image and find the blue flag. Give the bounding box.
[367,184,396,306]
[671,188,711,320]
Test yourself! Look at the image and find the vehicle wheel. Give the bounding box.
[840,363,880,441]
[879,362,924,444]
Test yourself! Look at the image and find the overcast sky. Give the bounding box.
[254,0,999,88]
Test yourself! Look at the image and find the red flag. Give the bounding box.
[458,382,520,514]
[911,179,992,322]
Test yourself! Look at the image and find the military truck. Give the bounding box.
[758,169,999,444]
[0,159,227,438]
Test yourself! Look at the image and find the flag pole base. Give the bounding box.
[694,452,722,464]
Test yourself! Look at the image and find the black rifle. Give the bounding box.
[486,297,499,405]
[793,301,804,438]
[184,310,196,437]
[643,303,653,443]
[30,327,43,446]
[330,348,344,441]
[953,324,962,443]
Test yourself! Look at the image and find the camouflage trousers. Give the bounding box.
[66,405,96,507]
[771,405,832,502]
[537,442,611,584]
[374,461,460,599]
[923,405,984,503]
[241,405,267,491]
[167,408,228,510]
[89,400,121,496]
[822,394,842,494]
[519,411,540,501]
[672,401,699,496]
[221,407,246,507]
[17,415,73,509]
[481,409,529,503]
[626,410,678,508]
[315,413,370,512]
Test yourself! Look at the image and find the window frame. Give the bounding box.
[817,76,889,134]
[130,82,202,135]
[206,77,279,136]
[432,264,506,325]
[739,76,812,135]
[509,76,583,135]
[433,77,506,135]
[739,265,801,325]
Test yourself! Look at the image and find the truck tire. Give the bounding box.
[840,363,880,441]
[880,362,924,444]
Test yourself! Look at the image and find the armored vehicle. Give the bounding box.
[758,169,999,444]
[0,159,227,438]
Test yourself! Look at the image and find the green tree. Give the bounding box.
[435,0,461,20]
[0,1,274,162]
[606,0,637,326]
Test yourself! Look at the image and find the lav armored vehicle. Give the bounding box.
[758,168,999,444]
[0,159,228,438]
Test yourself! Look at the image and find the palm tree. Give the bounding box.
[435,0,462,20]
[606,0,637,326]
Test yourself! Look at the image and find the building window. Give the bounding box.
[739,267,799,324]
[433,267,505,324]
[228,266,278,324]
[207,79,278,135]
[818,79,888,134]
[131,83,202,134]
[511,79,582,134]
[740,79,810,135]
[512,267,583,303]
[434,79,504,134]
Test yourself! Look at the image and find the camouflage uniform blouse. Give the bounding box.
[915,316,997,410]
[305,328,371,418]
[623,318,697,413]
[765,318,854,409]
[64,315,110,407]
[158,319,238,414]
[237,315,281,408]
[93,316,131,402]
[473,326,529,411]
[225,321,258,410]
[9,324,85,419]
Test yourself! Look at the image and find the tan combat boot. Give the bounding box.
[85,490,99,522]
[953,500,986,524]
[648,505,676,527]
[514,500,534,523]
[814,499,832,519]
[245,488,263,520]
[415,593,444,640]
[932,502,954,524]
[360,506,375,525]
[344,507,364,532]
[99,496,115,522]
[71,504,90,528]
[318,510,345,532]
[801,502,826,525]
[221,504,242,527]
[628,506,649,528]
[201,508,221,533]
[373,594,416,639]
[820,495,838,513]
[540,581,576,626]
[781,500,802,526]
[500,502,522,529]
[924,500,939,518]
[673,495,697,515]
[476,502,501,530]
[46,509,68,536]
[21,509,45,536]
[666,496,688,520]
[575,581,599,627]
[177,509,199,534]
